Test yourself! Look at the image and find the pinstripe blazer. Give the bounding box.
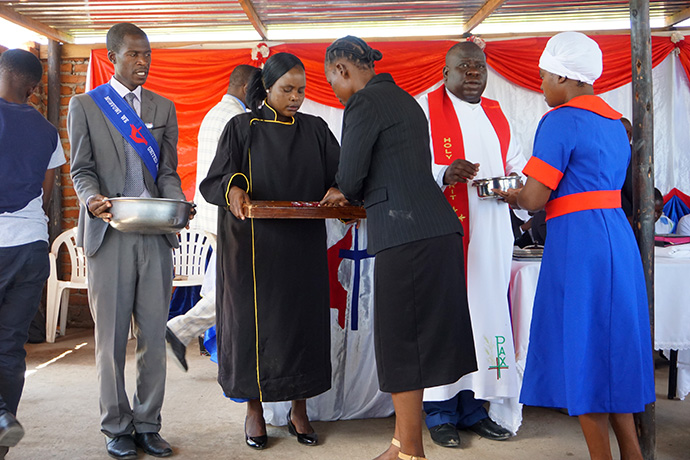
[336,73,462,254]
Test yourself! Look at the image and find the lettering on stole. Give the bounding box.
[488,335,509,379]
[444,136,453,160]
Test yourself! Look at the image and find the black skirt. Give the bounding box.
[373,232,477,393]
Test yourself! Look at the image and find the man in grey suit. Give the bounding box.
[68,23,186,459]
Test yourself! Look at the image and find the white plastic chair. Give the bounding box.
[172,229,215,287]
[45,228,214,343]
[46,228,87,343]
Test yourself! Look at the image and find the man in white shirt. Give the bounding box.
[677,214,690,236]
[417,41,524,446]
[165,65,255,372]
[654,188,675,234]
[0,49,65,459]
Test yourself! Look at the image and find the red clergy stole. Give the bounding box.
[427,85,511,266]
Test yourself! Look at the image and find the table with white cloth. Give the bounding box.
[510,245,690,411]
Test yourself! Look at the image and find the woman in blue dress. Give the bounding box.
[498,32,654,460]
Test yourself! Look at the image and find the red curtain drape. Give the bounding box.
[484,36,686,94]
[88,35,690,198]
[90,48,256,197]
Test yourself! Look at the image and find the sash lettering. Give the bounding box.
[88,84,160,180]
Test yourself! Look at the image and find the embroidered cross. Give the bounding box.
[488,356,509,380]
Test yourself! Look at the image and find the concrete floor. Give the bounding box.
[7,328,689,460]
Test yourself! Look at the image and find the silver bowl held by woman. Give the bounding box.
[108,197,193,234]
[472,175,522,199]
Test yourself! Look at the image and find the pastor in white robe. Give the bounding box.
[418,88,526,432]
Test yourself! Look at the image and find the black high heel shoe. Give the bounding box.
[244,419,267,450]
[286,408,318,446]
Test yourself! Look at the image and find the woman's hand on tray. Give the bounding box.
[320,187,349,207]
[493,187,521,207]
[228,186,251,220]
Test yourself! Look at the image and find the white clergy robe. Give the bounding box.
[418,89,526,433]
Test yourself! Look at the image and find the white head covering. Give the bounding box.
[539,31,603,85]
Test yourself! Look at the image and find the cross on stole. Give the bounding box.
[488,356,509,380]
[338,226,374,331]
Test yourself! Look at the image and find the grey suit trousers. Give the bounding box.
[87,228,173,437]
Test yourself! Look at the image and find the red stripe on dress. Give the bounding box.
[547,95,622,120]
[545,190,622,221]
[523,156,564,190]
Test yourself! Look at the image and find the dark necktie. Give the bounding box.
[122,92,145,197]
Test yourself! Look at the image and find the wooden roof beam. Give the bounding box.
[463,0,508,34]
[665,6,690,28]
[0,4,73,44]
[237,0,268,40]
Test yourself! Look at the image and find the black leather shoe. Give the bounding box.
[166,327,188,372]
[429,423,460,448]
[105,434,137,460]
[0,412,24,448]
[245,431,267,450]
[244,418,267,450]
[134,432,173,457]
[286,409,318,446]
[467,417,512,441]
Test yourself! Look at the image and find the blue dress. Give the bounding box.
[519,97,655,415]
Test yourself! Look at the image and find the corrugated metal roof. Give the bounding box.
[1,0,689,44]
[253,1,481,24]
[486,0,689,23]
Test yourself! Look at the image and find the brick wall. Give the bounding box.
[58,58,87,231]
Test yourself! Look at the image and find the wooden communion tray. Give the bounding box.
[242,201,366,219]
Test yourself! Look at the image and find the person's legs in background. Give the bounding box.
[165,251,217,372]
[424,390,511,447]
[423,392,462,447]
[165,290,215,372]
[0,242,50,455]
[456,390,511,440]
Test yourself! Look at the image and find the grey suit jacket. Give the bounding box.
[337,74,462,254]
[68,86,185,257]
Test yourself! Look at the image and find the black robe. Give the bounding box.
[200,105,339,401]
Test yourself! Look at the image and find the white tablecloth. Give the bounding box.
[510,246,690,405]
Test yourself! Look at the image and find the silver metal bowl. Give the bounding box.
[108,197,192,234]
[472,175,522,199]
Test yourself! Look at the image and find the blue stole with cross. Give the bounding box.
[88,83,159,180]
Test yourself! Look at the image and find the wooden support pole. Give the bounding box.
[47,39,62,244]
[665,6,690,28]
[463,0,508,34]
[0,4,73,44]
[630,1,655,459]
[237,0,268,40]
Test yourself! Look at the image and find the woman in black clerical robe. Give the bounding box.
[200,53,340,450]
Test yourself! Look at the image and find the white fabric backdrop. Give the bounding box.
[303,52,690,195]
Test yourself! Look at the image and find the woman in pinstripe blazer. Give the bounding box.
[322,36,477,460]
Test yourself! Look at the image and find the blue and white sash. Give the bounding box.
[88,83,159,180]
